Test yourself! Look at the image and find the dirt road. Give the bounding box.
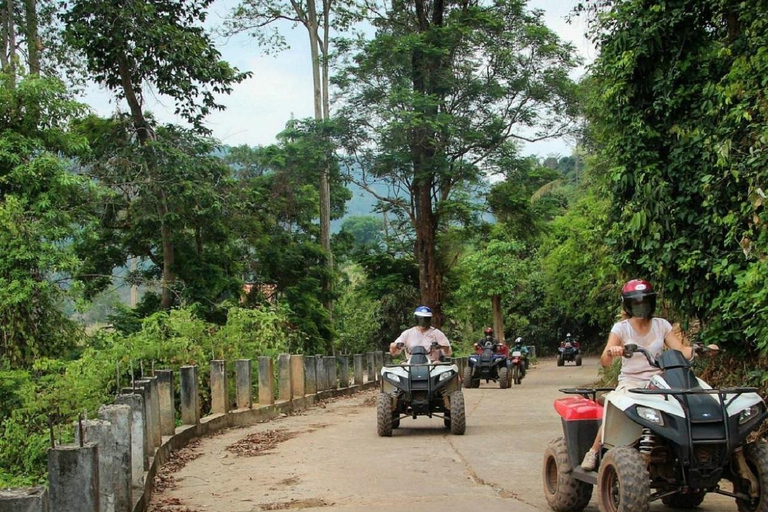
[149,357,737,512]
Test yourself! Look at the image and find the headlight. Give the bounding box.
[739,405,761,425]
[385,373,400,383]
[637,406,664,426]
[439,371,454,382]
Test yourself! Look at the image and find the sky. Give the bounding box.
[83,0,596,159]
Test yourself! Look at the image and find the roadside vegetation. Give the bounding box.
[1,0,767,486]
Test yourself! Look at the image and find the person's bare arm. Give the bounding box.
[664,330,718,359]
[601,333,624,367]
[390,340,404,356]
[435,331,452,357]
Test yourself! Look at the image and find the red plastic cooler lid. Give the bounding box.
[554,396,603,421]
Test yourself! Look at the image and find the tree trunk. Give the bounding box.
[1,3,9,69]
[413,179,442,326]
[307,0,333,348]
[157,192,175,309]
[409,0,445,326]
[118,54,175,309]
[491,294,504,343]
[23,0,39,75]
[5,0,15,80]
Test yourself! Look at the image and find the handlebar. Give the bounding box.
[622,343,722,367]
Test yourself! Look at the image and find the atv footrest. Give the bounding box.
[572,466,597,485]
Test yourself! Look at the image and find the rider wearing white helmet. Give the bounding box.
[389,306,452,362]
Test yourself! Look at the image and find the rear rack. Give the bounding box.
[559,387,616,402]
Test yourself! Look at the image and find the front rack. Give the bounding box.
[627,386,762,474]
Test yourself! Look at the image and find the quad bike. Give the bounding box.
[464,339,510,389]
[557,339,582,367]
[543,343,768,512]
[377,344,466,436]
[509,348,526,385]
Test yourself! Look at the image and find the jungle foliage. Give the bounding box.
[2,0,768,488]
[584,0,768,351]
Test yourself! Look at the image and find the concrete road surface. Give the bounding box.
[149,357,739,512]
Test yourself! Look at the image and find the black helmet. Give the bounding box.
[514,336,523,347]
[621,279,657,319]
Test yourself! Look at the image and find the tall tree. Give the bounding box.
[336,0,579,324]
[73,115,246,316]
[0,73,97,366]
[63,0,249,308]
[236,119,351,351]
[224,0,352,313]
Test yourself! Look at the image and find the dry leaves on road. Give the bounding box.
[148,496,198,512]
[226,428,298,457]
[151,439,203,496]
[260,498,332,510]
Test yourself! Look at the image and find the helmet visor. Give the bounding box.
[416,316,432,328]
[626,296,655,319]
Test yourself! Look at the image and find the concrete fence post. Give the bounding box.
[384,353,393,365]
[123,384,153,461]
[115,393,146,482]
[155,370,175,436]
[373,350,384,381]
[366,352,375,384]
[235,359,253,410]
[180,366,200,425]
[139,378,162,450]
[0,488,48,512]
[48,443,99,512]
[338,356,350,388]
[326,356,337,390]
[291,355,305,399]
[304,356,317,395]
[353,354,364,386]
[258,357,275,405]
[210,360,228,415]
[314,355,325,392]
[97,404,132,512]
[277,354,292,402]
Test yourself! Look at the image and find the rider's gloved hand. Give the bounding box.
[694,343,720,357]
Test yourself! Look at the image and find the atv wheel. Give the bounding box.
[734,442,768,512]
[661,491,705,509]
[499,367,510,389]
[597,446,650,512]
[463,366,474,389]
[449,391,466,435]
[376,392,394,437]
[512,365,521,385]
[557,355,565,367]
[444,417,450,429]
[543,437,593,512]
[472,378,481,388]
[575,354,582,366]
